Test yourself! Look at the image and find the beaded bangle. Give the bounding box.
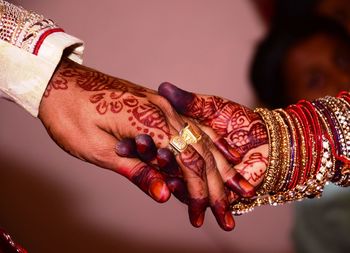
[301,100,324,178]
[272,110,291,192]
[231,136,333,215]
[295,104,316,184]
[313,106,337,183]
[285,107,305,189]
[287,105,309,185]
[275,109,298,191]
[298,101,323,179]
[254,108,281,194]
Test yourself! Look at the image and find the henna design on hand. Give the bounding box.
[180,149,206,181]
[158,82,268,160]
[46,59,171,139]
[186,95,268,158]
[131,102,170,138]
[235,151,268,184]
[44,74,68,97]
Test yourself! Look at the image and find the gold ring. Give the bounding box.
[168,123,202,155]
[169,135,188,154]
[180,123,202,144]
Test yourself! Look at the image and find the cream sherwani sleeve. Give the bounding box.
[0,0,84,116]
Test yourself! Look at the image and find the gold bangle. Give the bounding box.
[275,109,298,191]
[273,110,291,192]
[254,108,281,194]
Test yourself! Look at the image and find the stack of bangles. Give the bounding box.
[231,91,350,215]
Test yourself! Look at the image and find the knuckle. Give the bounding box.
[222,165,234,180]
[90,149,110,165]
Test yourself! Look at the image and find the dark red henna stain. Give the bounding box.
[166,177,189,204]
[211,199,235,231]
[47,60,172,149]
[188,198,208,228]
[238,152,268,184]
[158,82,196,114]
[131,165,169,202]
[90,93,105,103]
[225,173,256,198]
[132,103,170,135]
[215,138,242,164]
[180,150,206,181]
[158,82,268,158]
[44,75,68,97]
[157,148,181,177]
[115,138,138,158]
[135,134,157,162]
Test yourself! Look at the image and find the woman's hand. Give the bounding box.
[38,58,245,231]
[158,82,269,191]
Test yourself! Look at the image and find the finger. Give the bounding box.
[187,132,235,231]
[169,118,235,230]
[213,137,242,164]
[116,137,189,204]
[135,134,157,163]
[87,130,170,203]
[199,125,255,198]
[166,177,189,204]
[115,137,138,158]
[158,82,196,115]
[177,146,209,228]
[159,82,218,124]
[157,148,181,176]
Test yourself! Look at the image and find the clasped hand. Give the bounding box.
[39,58,268,231]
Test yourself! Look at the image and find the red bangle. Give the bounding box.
[286,106,305,189]
[299,100,323,174]
[294,104,314,184]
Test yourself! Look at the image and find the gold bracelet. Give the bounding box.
[254,108,281,194]
[273,110,291,192]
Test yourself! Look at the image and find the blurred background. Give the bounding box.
[0,0,303,252]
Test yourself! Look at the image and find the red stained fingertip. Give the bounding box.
[215,138,242,165]
[149,179,171,203]
[224,211,235,231]
[193,212,205,228]
[225,173,256,198]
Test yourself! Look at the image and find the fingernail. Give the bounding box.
[224,211,235,231]
[158,82,195,114]
[239,179,256,197]
[194,212,205,227]
[149,179,170,203]
[115,138,137,157]
[226,173,255,198]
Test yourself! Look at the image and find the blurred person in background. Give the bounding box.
[252,0,350,33]
[250,16,350,253]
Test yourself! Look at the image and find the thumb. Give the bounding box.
[158,82,226,125]
[158,82,198,116]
